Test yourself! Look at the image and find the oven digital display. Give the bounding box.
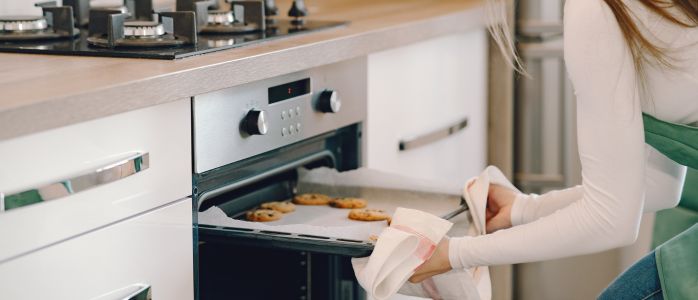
[268,78,311,104]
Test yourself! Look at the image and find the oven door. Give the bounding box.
[193,126,469,300]
[195,165,468,300]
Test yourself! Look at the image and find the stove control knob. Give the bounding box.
[317,90,341,113]
[288,0,307,18]
[243,109,268,135]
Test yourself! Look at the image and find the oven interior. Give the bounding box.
[195,124,367,300]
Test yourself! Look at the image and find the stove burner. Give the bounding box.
[0,16,49,32]
[0,5,79,41]
[87,10,197,48]
[177,0,264,34]
[123,20,165,37]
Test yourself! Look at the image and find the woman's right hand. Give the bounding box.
[485,184,518,233]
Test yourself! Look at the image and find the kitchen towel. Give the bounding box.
[353,166,516,300]
[447,165,519,300]
[352,207,453,300]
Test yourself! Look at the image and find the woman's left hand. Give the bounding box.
[408,237,452,283]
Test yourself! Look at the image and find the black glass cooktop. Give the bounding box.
[0,19,346,60]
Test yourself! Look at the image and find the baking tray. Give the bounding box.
[198,168,469,257]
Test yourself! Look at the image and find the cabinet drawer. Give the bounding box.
[366,31,488,183]
[0,99,192,262]
[0,198,193,300]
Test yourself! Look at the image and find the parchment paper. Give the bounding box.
[198,167,465,241]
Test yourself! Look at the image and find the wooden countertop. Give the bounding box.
[0,0,486,141]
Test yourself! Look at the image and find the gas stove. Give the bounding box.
[0,0,346,59]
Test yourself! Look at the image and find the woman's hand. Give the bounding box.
[486,184,517,233]
[409,238,451,283]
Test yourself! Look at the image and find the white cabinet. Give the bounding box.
[0,197,194,300]
[366,30,489,184]
[0,99,192,262]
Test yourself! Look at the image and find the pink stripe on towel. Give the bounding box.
[391,224,437,261]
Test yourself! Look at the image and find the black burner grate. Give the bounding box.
[0,19,346,59]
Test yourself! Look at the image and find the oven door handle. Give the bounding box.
[0,152,149,212]
[399,117,469,151]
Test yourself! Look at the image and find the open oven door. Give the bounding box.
[193,126,471,300]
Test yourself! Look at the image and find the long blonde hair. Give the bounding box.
[487,0,698,79]
[485,0,526,75]
[603,0,698,79]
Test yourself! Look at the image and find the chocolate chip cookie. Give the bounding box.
[329,197,367,209]
[246,209,283,222]
[260,201,296,213]
[348,208,391,222]
[292,193,331,205]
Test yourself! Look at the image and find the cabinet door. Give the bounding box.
[366,30,488,184]
[0,198,194,300]
[0,99,192,262]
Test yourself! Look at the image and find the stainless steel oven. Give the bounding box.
[192,57,369,300]
[191,56,468,300]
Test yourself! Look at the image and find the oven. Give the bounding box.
[191,57,467,300]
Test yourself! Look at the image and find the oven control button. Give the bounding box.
[317,90,341,113]
[243,109,268,135]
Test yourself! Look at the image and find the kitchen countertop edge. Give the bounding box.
[0,1,486,141]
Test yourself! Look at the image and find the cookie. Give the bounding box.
[246,209,283,222]
[260,201,296,213]
[348,209,391,222]
[329,197,367,209]
[292,193,331,205]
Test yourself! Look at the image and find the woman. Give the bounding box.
[410,0,698,298]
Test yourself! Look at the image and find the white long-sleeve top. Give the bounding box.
[450,0,698,269]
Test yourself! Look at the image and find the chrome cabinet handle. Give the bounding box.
[91,283,152,300]
[399,117,469,151]
[0,152,149,212]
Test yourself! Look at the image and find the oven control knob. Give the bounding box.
[243,109,268,135]
[317,90,341,113]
